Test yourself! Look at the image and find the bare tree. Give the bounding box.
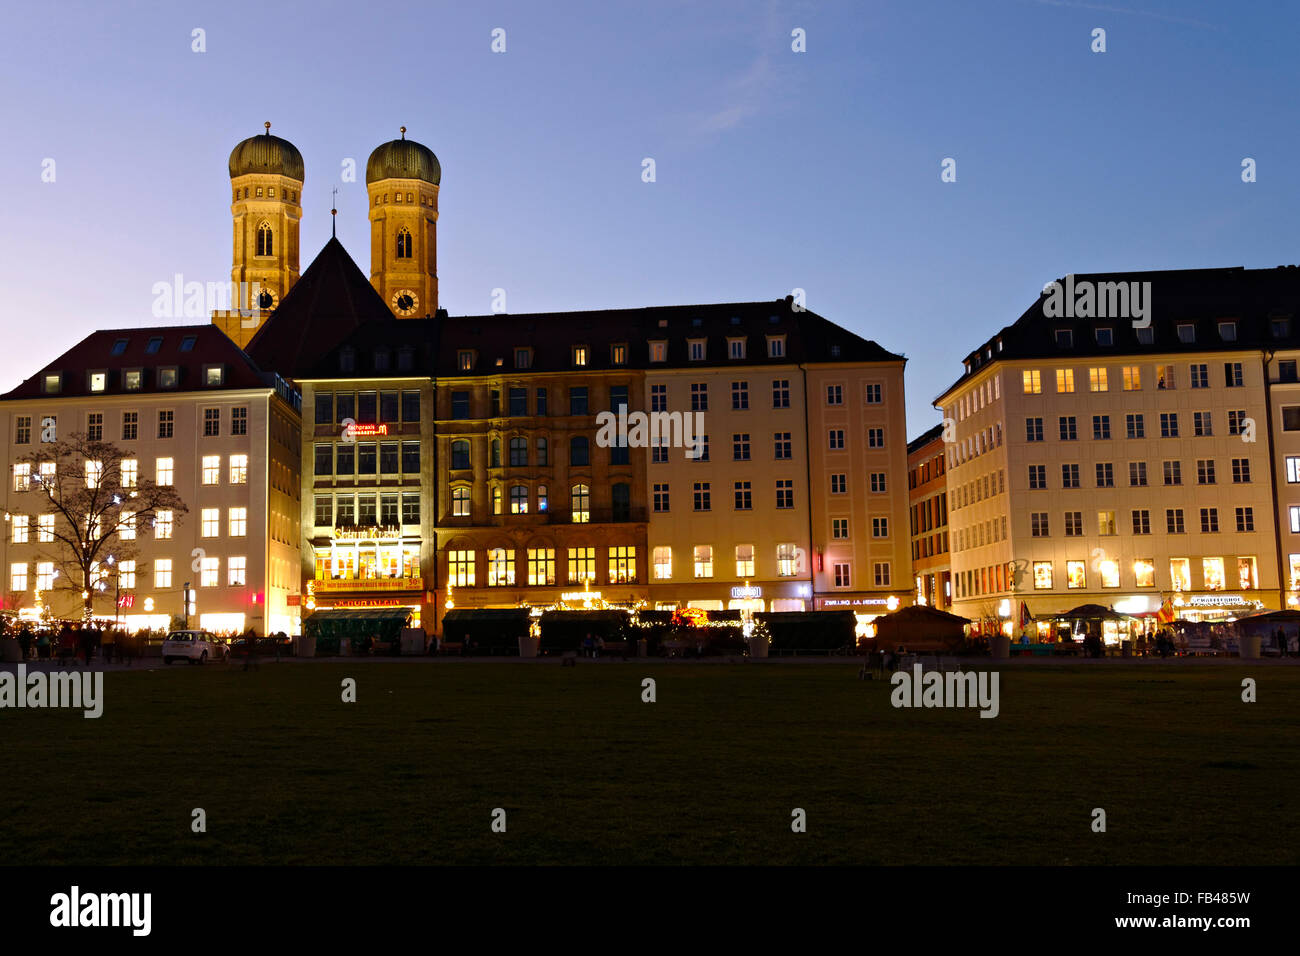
[14,432,188,622]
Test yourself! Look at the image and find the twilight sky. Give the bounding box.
[1,0,1296,434]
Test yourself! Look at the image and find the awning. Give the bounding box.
[306,608,412,622]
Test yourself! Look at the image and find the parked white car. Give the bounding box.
[162,630,230,665]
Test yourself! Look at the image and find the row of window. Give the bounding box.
[313,493,422,527]
[649,479,802,515]
[14,408,248,445]
[13,455,249,492]
[9,555,248,592]
[1023,458,1253,489]
[1018,362,1247,398]
[1023,410,1251,441]
[1026,507,1258,538]
[313,390,422,426]
[314,441,422,477]
[455,336,791,372]
[445,547,637,586]
[41,365,231,395]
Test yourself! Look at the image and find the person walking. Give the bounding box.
[242,627,259,671]
[17,626,32,661]
[1276,627,1288,657]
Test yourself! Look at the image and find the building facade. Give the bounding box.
[936,267,1300,633]
[1,326,301,634]
[907,423,951,611]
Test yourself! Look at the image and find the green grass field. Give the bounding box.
[2,661,1298,865]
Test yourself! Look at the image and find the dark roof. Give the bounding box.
[298,317,439,380]
[245,237,396,380]
[907,422,945,454]
[1,325,273,400]
[367,135,441,186]
[434,297,902,376]
[229,130,304,181]
[936,264,1300,404]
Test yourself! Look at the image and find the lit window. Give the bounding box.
[10,515,29,544]
[693,545,713,578]
[229,507,247,537]
[229,454,247,484]
[155,510,173,539]
[201,508,220,537]
[155,458,174,485]
[37,515,54,542]
[202,455,220,485]
[228,556,246,586]
[10,563,27,592]
[653,546,672,580]
[200,556,219,588]
[448,550,475,587]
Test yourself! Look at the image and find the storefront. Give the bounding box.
[1171,593,1271,623]
[646,581,813,614]
[308,524,427,629]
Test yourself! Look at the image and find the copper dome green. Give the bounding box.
[228,132,305,181]
[366,136,441,186]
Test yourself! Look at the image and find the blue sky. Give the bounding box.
[1,0,1297,433]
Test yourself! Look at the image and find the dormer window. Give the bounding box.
[766,335,786,358]
[1136,327,1154,345]
[158,367,179,389]
[1218,320,1237,342]
[145,336,163,355]
[1095,327,1113,346]
[88,371,107,393]
[1271,317,1291,338]
[123,369,143,391]
[373,350,391,372]
[829,344,841,358]
[649,341,667,363]
[691,317,703,327]
[42,372,62,394]
[397,346,414,371]
[110,338,129,356]
[514,347,532,369]
[572,345,588,367]
[728,338,746,360]
[204,365,225,387]
[610,343,627,365]
[458,350,475,371]
[180,335,197,352]
[340,348,356,373]
[688,339,706,361]
[1055,329,1073,348]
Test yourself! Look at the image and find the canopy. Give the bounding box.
[303,607,412,641]
[1057,603,1127,621]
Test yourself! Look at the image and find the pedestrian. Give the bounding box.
[17,626,32,661]
[1275,627,1287,657]
[242,627,259,671]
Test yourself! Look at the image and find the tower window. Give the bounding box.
[256,222,273,256]
[396,229,412,259]
[268,187,275,198]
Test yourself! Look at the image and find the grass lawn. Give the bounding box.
[2,661,1298,865]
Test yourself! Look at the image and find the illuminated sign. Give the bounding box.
[560,591,602,603]
[1187,594,1254,607]
[332,525,402,540]
[117,593,135,608]
[823,596,897,607]
[286,594,301,607]
[327,598,411,609]
[730,586,762,599]
[315,578,424,593]
[343,422,388,438]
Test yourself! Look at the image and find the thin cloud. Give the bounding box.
[1021,0,1221,29]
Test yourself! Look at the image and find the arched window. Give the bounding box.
[450,440,470,470]
[571,484,590,523]
[510,485,529,514]
[509,437,527,467]
[396,228,412,259]
[570,435,589,467]
[612,482,631,522]
[256,222,273,256]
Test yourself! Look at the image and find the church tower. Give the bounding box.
[366,128,440,317]
[216,123,304,347]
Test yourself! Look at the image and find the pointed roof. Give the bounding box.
[245,237,395,379]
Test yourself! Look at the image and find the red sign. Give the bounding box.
[348,423,388,437]
[117,594,135,608]
[286,594,301,607]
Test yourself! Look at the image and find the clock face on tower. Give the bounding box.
[257,288,278,310]
[392,290,419,316]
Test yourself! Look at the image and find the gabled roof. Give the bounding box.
[245,237,396,380]
[1,325,272,400]
[298,317,439,380]
[907,422,945,454]
[935,264,1300,405]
